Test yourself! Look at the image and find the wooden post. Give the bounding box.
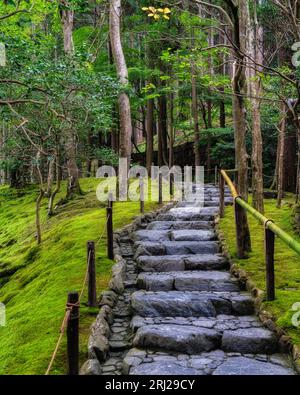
[108,192,113,209]
[219,174,225,218]
[106,206,114,260]
[215,166,218,186]
[116,176,119,202]
[67,292,79,376]
[170,173,174,199]
[140,178,145,214]
[158,173,163,205]
[87,241,97,307]
[234,202,251,259]
[265,227,275,301]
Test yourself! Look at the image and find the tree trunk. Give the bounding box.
[277,105,286,208]
[146,98,154,173]
[46,157,55,197]
[191,62,201,167]
[226,0,251,254]
[60,2,74,55]
[109,0,132,165]
[158,94,169,165]
[247,0,264,213]
[60,1,81,198]
[48,147,61,216]
[168,92,174,168]
[36,189,44,245]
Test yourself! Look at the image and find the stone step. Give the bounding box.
[176,198,232,208]
[137,254,229,272]
[157,212,216,221]
[131,291,254,318]
[137,271,240,292]
[132,324,278,355]
[147,221,214,230]
[133,229,216,243]
[123,349,295,375]
[134,241,220,257]
[169,207,219,216]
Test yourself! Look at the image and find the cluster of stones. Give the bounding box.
[81,185,297,376]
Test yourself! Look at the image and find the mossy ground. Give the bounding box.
[0,178,159,375]
[219,194,300,347]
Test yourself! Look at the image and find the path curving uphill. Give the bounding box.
[100,185,296,376]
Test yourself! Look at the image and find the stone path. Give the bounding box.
[101,185,296,376]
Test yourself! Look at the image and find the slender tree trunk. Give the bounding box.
[277,105,286,208]
[227,0,251,254]
[48,146,61,216]
[146,98,154,173]
[60,1,81,198]
[191,62,201,167]
[168,92,174,168]
[46,157,55,197]
[36,189,44,245]
[158,94,169,165]
[109,0,132,165]
[247,0,264,213]
[60,2,74,54]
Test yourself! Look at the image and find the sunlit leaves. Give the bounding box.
[141,6,171,20]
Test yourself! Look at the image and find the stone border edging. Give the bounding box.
[80,201,177,375]
[215,216,300,375]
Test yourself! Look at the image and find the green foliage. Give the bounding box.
[93,147,119,166]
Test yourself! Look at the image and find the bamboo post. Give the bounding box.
[87,241,97,307]
[67,292,79,375]
[140,178,145,214]
[106,206,114,260]
[265,227,275,301]
[158,173,163,205]
[219,174,225,218]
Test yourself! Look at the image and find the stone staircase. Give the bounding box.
[97,185,297,375]
[121,185,296,375]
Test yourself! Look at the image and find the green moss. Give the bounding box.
[0,178,158,375]
[219,195,300,347]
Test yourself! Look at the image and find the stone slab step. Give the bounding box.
[131,291,254,318]
[147,221,214,230]
[176,199,232,209]
[156,213,216,221]
[134,241,219,257]
[132,324,278,355]
[133,230,216,242]
[169,207,219,216]
[137,254,229,272]
[123,349,295,375]
[137,271,239,292]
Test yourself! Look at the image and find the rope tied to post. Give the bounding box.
[45,302,77,376]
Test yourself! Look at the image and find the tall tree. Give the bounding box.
[59,0,81,198]
[247,0,264,213]
[109,0,133,165]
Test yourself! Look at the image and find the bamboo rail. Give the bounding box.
[219,169,300,300]
[220,170,300,256]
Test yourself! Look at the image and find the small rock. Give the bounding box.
[80,359,101,375]
[88,333,109,362]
